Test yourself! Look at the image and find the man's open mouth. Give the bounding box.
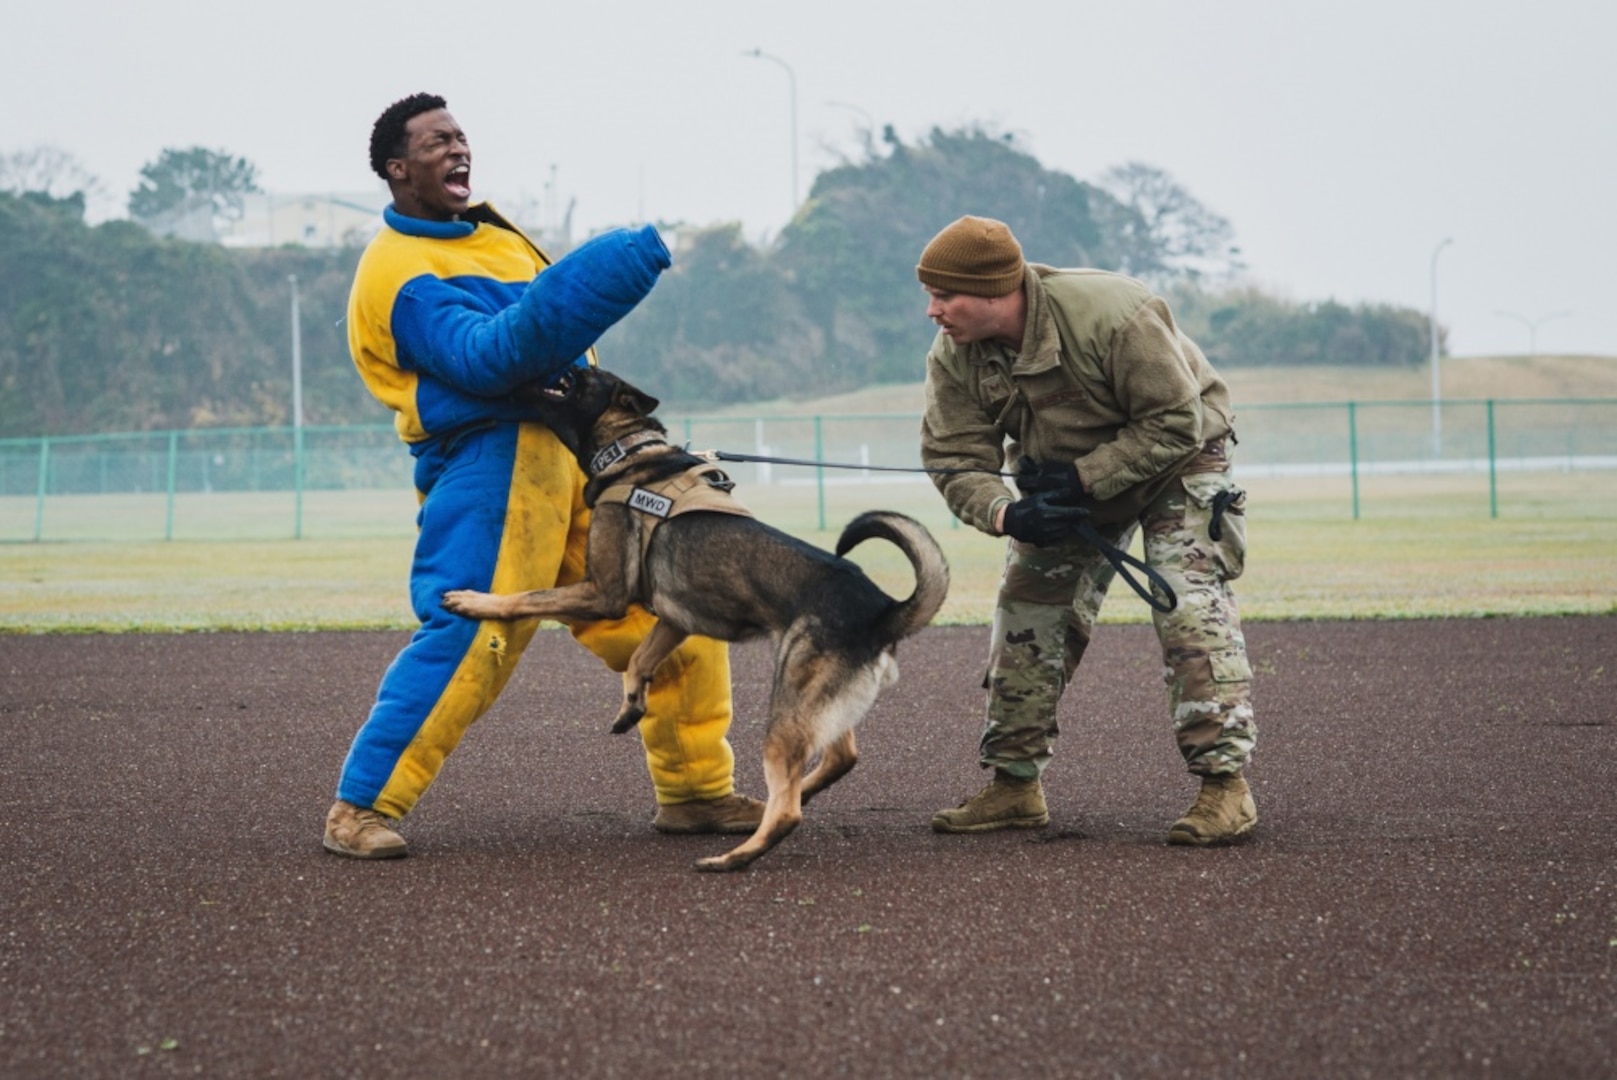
[445,164,471,200]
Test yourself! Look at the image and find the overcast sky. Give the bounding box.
[8,0,1615,360]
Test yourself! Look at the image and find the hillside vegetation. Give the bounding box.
[3,129,1441,438]
[689,354,1617,418]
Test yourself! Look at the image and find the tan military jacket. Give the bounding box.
[921,264,1234,529]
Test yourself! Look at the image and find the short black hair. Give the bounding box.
[369,93,447,180]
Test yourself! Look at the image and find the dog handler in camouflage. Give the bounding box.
[916,215,1258,845]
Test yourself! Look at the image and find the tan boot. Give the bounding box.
[1167,774,1257,846]
[652,793,766,834]
[323,799,408,859]
[931,772,1049,833]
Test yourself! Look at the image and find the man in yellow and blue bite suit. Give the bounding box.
[323,92,761,859]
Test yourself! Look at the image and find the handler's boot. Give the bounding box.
[1167,774,1257,846]
[652,793,766,835]
[931,771,1049,833]
[323,799,408,859]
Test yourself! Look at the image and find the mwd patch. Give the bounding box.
[627,488,674,518]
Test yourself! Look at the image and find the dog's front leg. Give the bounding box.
[610,620,689,734]
[441,579,625,623]
[443,504,642,623]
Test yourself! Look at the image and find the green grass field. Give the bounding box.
[4,356,1613,632]
[3,475,1612,632]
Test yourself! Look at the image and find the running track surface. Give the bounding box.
[3,617,1613,1078]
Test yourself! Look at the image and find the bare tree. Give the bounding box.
[0,145,106,208]
[1097,162,1243,284]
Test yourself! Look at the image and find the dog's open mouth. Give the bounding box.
[542,370,577,400]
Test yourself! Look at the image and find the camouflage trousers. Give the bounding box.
[980,454,1257,780]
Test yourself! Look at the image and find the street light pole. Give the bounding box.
[1495,309,1572,361]
[289,273,305,539]
[1429,237,1452,457]
[288,274,304,429]
[744,48,798,217]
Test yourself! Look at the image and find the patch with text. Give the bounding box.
[590,442,628,473]
[627,488,674,518]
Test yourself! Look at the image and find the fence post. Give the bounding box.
[164,430,179,540]
[33,436,49,542]
[1348,401,1360,520]
[814,415,826,532]
[293,425,305,540]
[1487,399,1498,519]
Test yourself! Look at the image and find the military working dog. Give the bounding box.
[442,367,950,872]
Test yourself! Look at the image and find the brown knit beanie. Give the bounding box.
[916,216,1025,297]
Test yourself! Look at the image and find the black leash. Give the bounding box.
[710,449,999,477]
[706,449,1178,614]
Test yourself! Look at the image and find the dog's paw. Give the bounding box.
[609,703,647,735]
[441,589,489,617]
[694,854,751,873]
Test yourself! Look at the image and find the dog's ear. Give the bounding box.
[617,384,660,416]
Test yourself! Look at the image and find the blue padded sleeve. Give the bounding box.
[393,224,671,395]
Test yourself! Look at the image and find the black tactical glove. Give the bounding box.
[1001,491,1091,546]
[1015,455,1085,503]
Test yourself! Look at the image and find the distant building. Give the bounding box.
[134,199,222,244]
[218,191,390,249]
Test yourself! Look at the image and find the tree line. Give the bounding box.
[0,129,1433,439]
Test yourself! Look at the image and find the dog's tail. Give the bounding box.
[835,511,951,643]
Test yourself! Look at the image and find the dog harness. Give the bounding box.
[595,461,756,567]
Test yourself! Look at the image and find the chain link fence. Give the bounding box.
[4,399,1615,542]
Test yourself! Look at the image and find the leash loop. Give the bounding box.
[1071,519,1178,614]
[1208,489,1239,543]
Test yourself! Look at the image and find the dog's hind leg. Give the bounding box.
[693,635,891,872]
[694,718,813,873]
[800,651,892,804]
[611,620,688,734]
[800,730,857,806]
